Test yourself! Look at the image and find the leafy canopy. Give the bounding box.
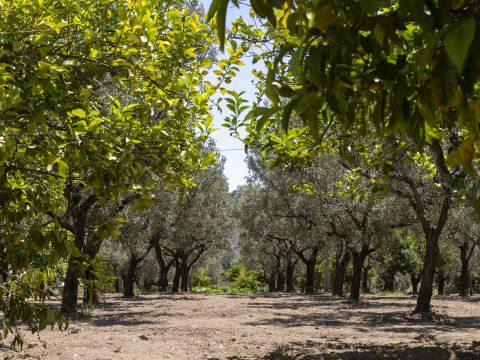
[209,0,480,169]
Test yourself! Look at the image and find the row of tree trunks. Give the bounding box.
[266,255,298,293]
[169,245,207,293]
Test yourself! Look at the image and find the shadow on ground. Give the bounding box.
[257,341,480,360]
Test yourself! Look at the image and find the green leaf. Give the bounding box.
[207,0,220,21]
[31,84,44,96]
[57,160,69,178]
[445,17,476,73]
[282,100,296,132]
[71,108,86,118]
[216,0,229,51]
[314,5,335,31]
[254,106,279,132]
[373,23,384,45]
[432,54,457,108]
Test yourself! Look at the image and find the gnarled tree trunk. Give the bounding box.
[382,270,396,292]
[286,257,297,292]
[171,257,181,293]
[459,241,475,297]
[291,246,319,295]
[180,257,189,292]
[410,273,420,295]
[416,230,440,313]
[333,251,350,297]
[124,253,138,298]
[123,245,152,298]
[362,261,372,294]
[323,255,331,293]
[268,273,276,292]
[83,235,103,305]
[350,244,374,303]
[437,271,448,296]
[60,188,97,315]
[305,259,316,295]
[61,259,80,314]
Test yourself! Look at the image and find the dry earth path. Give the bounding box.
[2,294,480,359]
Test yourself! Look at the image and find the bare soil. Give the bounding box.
[2,294,480,359]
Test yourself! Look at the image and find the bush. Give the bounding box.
[225,264,264,292]
[192,267,212,288]
[224,264,246,283]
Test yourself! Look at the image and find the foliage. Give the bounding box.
[224,264,264,292]
[210,0,480,171]
[383,231,424,278]
[192,267,213,288]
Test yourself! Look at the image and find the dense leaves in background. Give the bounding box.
[210,0,480,169]
[0,0,235,345]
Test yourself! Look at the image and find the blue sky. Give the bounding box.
[199,0,259,191]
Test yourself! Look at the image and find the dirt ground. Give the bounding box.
[2,294,480,360]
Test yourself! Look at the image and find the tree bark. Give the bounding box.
[114,276,121,293]
[83,265,99,304]
[276,272,286,292]
[159,261,173,292]
[82,235,103,304]
[416,230,440,313]
[60,188,97,314]
[291,246,318,295]
[437,271,447,296]
[124,253,138,298]
[61,258,79,314]
[323,255,331,293]
[286,258,297,292]
[332,251,350,297]
[410,273,420,295]
[390,146,456,315]
[153,241,174,292]
[180,257,189,292]
[350,244,373,303]
[458,241,475,297]
[304,250,318,295]
[171,258,181,293]
[268,274,276,292]
[123,245,152,298]
[362,262,371,294]
[382,270,396,292]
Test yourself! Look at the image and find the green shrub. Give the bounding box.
[224,264,264,292]
[192,267,212,288]
[224,264,246,283]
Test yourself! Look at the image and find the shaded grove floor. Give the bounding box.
[2,294,480,359]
